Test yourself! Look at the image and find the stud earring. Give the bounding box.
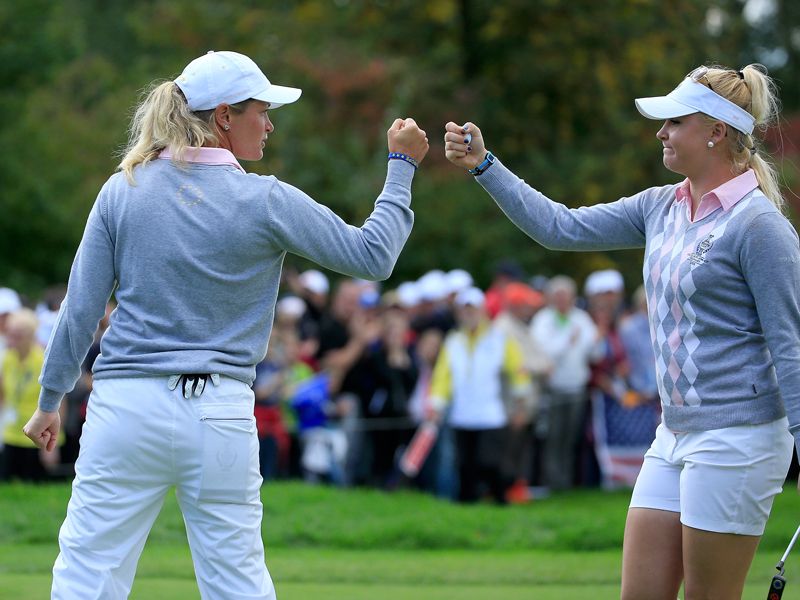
[707,141,715,148]
[223,124,230,131]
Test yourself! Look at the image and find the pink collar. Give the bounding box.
[675,169,758,222]
[158,146,245,173]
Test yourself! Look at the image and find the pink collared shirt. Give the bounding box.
[675,169,759,222]
[158,146,246,173]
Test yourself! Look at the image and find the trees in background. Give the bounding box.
[1,0,797,294]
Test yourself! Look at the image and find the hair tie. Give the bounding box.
[737,70,745,79]
[750,146,757,155]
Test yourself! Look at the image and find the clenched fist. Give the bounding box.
[23,408,61,452]
[388,118,429,165]
[444,121,487,170]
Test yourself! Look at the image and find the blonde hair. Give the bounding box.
[7,308,38,337]
[696,64,784,211]
[118,81,248,184]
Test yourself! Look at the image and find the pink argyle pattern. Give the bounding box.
[644,199,752,407]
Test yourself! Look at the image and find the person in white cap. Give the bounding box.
[411,270,456,334]
[291,268,330,337]
[298,269,330,297]
[23,50,428,599]
[445,64,800,599]
[445,268,473,298]
[428,286,532,504]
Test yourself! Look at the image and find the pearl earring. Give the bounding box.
[707,141,714,148]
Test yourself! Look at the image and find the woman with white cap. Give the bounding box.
[22,50,428,599]
[445,64,800,599]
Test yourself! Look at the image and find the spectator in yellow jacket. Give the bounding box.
[1,309,63,481]
[429,287,531,504]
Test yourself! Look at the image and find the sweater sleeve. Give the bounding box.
[740,212,800,456]
[38,194,117,412]
[265,160,415,281]
[475,159,647,251]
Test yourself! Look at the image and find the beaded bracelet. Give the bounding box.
[388,152,419,169]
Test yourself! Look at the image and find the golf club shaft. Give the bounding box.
[778,525,800,568]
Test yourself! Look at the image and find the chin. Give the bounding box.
[662,158,684,176]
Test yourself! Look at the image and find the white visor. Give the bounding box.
[635,79,754,135]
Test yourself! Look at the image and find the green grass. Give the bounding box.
[1,481,799,598]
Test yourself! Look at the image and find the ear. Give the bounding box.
[710,121,727,144]
[214,104,232,131]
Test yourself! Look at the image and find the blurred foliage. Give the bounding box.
[1,0,797,296]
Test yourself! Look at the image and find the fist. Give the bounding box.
[444,121,486,170]
[388,118,429,165]
[23,408,61,452]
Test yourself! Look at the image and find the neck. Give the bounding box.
[687,163,737,215]
[202,126,232,151]
[464,321,483,334]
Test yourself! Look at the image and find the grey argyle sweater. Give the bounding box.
[477,159,800,453]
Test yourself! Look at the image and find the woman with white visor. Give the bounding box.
[23,50,428,599]
[444,64,800,599]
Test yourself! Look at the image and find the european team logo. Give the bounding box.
[689,233,714,266]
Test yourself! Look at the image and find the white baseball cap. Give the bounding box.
[445,269,473,295]
[0,288,22,314]
[417,270,449,302]
[396,281,420,308]
[584,269,624,296]
[276,295,306,319]
[635,71,755,135]
[455,286,485,308]
[299,269,329,295]
[175,51,302,111]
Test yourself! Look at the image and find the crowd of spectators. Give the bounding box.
[0,260,661,504]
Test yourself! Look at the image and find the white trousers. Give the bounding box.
[52,376,275,600]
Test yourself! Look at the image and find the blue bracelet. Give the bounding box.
[388,152,419,169]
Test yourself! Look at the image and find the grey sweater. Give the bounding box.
[477,159,800,453]
[38,154,415,411]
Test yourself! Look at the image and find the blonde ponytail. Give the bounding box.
[701,64,784,212]
[118,81,219,184]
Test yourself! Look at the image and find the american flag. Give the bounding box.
[590,386,660,488]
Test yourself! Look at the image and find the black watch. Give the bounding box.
[468,151,496,176]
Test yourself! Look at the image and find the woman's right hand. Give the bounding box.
[444,121,486,170]
[388,118,429,165]
[23,408,61,452]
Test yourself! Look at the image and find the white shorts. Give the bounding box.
[630,417,793,536]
